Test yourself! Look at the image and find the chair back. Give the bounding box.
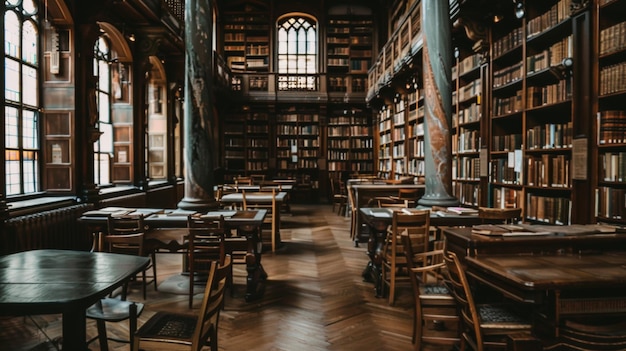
[187,215,226,264]
[478,207,522,224]
[443,247,484,351]
[388,210,431,263]
[191,260,228,351]
[397,188,420,207]
[105,215,147,256]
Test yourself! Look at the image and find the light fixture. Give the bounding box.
[514,0,525,19]
[493,14,504,23]
[128,33,136,42]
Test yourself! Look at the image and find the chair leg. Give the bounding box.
[189,268,195,309]
[129,302,138,347]
[151,252,158,291]
[96,319,109,351]
[388,264,396,305]
[141,270,147,300]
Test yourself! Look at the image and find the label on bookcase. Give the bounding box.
[572,138,587,180]
[51,144,62,164]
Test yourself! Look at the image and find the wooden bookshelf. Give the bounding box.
[326,8,374,98]
[453,52,482,207]
[275,105,321,190]
[221,108,271,181]
[222,2,270,73]
[327,108,374,176]
[406,89,425,183]
[595,0,626,225]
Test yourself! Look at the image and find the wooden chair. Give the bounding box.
[187,215,226,308]
[86,232,145,351]
[403,237,458,350]
[478,207,522,224]
[132,260,229,351]
[382,209,430,305]
[250,174,265,185]
[242,188,277,252]
[329,175,348,216]
[347,184,359,243]
[442,248,532,351]
[106,214,157,299]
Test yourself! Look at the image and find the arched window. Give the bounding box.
[93,36,114,185]
[277,15,317,91]
[4,0,40,195]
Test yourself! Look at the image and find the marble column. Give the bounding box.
[418,0,459,207]
[177,0,218,211]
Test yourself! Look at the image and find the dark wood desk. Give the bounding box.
[349,184,425,243]
[443,226,626,346]
[359,207,482,296]
[79,209,268,302]
[0,249,149,351]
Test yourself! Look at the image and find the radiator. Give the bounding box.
[3,203,94,255]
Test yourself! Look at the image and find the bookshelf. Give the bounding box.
[221,107,271,182]
[453,52,482,207]
[406,89,425,183]
[595,0,626,225]
[222,2,270,73]
[223,113,246,177]
[327,108,374,176]
[275,105,321,191]
[489,17,525,211]
[521,0,574,224]
[377,102,393,179]
[326,9,374,96]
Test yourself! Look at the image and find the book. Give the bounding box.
[446,207,479,215]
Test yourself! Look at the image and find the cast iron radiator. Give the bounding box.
[2,203,94,255]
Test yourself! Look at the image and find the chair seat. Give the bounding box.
[421,283,452,296]
[86,298,145,322]
[478,304,532,330]
[136,311,197,342]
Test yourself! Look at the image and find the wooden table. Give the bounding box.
[349,184,425,243]
[359,207,482,296]
[443,226,626,345]
[78,209,269,302]
[0,249,149,350]
[220,191,287,246]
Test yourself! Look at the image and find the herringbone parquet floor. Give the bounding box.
[0,204,455,351]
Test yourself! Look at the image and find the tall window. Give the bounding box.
[93,36,114,185]
[4,0,40,196]
[277,15,317,91]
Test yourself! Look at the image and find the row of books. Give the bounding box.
[493,90,523,116]
[526,0,570,39]
[526,78,572,108]
[526,35,573,74]
[492,133,522,152]
[595,186,625,220]
[600,20,626,56]
[490,158,522,185]
[526,154,570,188]
[599,152,626,182]
[598,110,626,144]
[600,62,626,96]
[526,122,573,150]
[525,194,571,225]
[493,62,523,88]
[493,27,524,59]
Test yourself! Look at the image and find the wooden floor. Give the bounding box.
[0,204,456,351]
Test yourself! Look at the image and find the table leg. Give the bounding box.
[62,308,88,350]
[239,225,267,302]
[361,219,388,298]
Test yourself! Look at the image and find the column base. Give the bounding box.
[418,194,459,207]
[177,197,220,212]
